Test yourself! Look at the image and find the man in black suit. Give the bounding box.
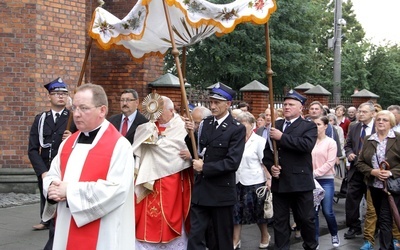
[28,77,76,249]
[187,83,246,250]
[263,90,318,250]
[108,89,148,144]
[344,102,375,239]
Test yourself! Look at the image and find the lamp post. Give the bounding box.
[332,0,343,105]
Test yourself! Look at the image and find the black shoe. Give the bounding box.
[344,228,362,239]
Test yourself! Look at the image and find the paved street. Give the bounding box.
[0,196,370,250]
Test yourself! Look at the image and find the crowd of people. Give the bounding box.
[28,78,400,250]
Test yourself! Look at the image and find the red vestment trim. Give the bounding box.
[60,125,121,250]
[135,124,192,243]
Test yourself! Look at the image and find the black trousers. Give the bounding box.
[187,204,234,250]
[273,191,318,250]
[43,219,54,250]
[345,171,367,229]
[37,175,49,225]
[370,186,400,250]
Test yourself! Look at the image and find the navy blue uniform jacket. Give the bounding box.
[262,117,317,193]
[191,114,246,207]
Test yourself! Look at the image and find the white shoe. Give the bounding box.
[234,240,241,249]
[259,234,271,249]
[332,235,340,247]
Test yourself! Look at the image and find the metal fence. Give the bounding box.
[186,87,353,110]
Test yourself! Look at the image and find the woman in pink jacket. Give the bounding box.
[312,116,340,247]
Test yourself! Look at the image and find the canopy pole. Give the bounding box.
[265,23,278,167]
[162,0,198,159]
[180,46,187,116]
[66,37,93,130]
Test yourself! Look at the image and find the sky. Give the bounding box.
[350,0,400,44]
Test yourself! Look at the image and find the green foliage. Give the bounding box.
[366,44,400,108]
[164,0,400,106]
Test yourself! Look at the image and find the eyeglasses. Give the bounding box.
[50,92,68,97]
[120,99,136,103]
[71,105,100,113]
[376,118,390,122]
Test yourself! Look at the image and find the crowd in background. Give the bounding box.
[28,78,400,250]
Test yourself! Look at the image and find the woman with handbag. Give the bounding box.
[311,116,340,247]
[233,112,272,249]
[357,110,400,250]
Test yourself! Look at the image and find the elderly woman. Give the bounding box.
[357,110,400,250]
[233,112,271,249]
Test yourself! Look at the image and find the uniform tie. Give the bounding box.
[283,121,291,131]
[121,117,128,136]
[55,113,60,125]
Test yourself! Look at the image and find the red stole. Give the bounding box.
[60,125,121,250]
[135,123,192,243]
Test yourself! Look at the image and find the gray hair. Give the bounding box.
[236,111,256,125]
[327,113,338,125]
[193,106,211,118]
[358,102,375,112]
[388,105,400,113]
[161,96,174,111]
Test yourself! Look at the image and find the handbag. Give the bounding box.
[378,158,400,194]
[380,160,400,230]
[339,169,348,195]
[313,179,325,207]
[387,177,400,195]
[256,185,273,219]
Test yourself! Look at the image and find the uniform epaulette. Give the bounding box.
[35,111,51,118]
[232,119,241,126]
[204,115,214,121]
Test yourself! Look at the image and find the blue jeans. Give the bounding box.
[315,178,338,240]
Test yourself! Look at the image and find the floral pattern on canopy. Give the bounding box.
[89,0,277,60]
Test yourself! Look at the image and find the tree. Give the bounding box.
[164,0,394,102]
[165,0,327,93]
[366,44,400,108]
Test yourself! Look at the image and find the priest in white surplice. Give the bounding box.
[42,84,135,250]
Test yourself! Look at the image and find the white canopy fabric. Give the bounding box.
[89,0,277,60]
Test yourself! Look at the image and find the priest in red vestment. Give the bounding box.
[133,96,192,250]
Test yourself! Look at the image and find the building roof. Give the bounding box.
[351,89,379,98]
[294,82,315,90]
[240,80,269,92]
[206,82,232,89]
[149,73,191,87]
[304,84,331,95]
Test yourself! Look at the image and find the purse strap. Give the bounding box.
[256,185,268,198]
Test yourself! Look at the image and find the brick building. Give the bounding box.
[0,0,163,174]
[0,1,380,193]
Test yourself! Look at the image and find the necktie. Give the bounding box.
[55,113,60,125]
[212,121,218,132]
[358,124,368,152]
[121,117,128,136]
[284,121,291,131]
